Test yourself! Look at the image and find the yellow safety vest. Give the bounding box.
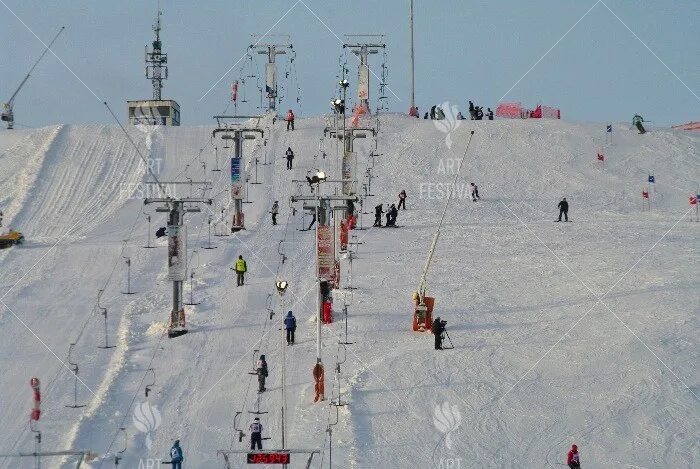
[235,259,247,272]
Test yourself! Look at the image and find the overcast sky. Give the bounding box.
[0,0,697,127]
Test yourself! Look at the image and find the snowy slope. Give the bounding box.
[0,115,697,469]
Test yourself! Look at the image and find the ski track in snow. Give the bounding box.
[0,116,697,468]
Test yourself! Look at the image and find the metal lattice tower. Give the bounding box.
[145,9,168,100]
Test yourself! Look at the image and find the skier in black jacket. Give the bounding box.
[557,198,569,222]
[373,204,384,227]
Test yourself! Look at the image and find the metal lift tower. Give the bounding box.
[343,35,385,112]
[250,35,293,114]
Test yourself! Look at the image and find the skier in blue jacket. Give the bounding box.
[170,440,183,469]
[284,311,297,345]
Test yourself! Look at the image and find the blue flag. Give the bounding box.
[606,124,612,133]
[648,175,655,183]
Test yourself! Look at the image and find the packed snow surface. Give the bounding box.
[0,115,698,468]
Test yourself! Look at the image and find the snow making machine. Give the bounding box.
[0,230,24,249]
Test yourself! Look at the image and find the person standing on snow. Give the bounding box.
[476,107,484,120]
[470,182,480,202]
[313,361,324,402]
[170,440,184,469]
[567,444,581,469]
[271,201,279,225]
[469,101,475,120]
[557,197,569,222]
[284,311,297,345]
[234,255,247,286]
[432,316,444,350]
[256,355,268,393]
[285,147,294,170]
[373,204,384,227]
[398,190,407,210]
[286,109,295,131]
[430,105,436,120]
[487,108,494,120]
[250,418,264,450]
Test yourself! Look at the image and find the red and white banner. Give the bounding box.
[30,377,41,421]
[317,225,334,281]
[231,81,238,103]
[496,102,522,119]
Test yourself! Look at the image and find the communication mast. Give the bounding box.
[249,35,293,114]
[145,9,168,101]
[343,35,385,112]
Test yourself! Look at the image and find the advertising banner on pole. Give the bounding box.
[167,225,187,281]
[317,225,333,281]
[231,158,244,199]
[358,65,369,100]
[266,63,276,97]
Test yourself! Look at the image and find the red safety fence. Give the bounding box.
[496,102,561,119]
[672,122,700,131]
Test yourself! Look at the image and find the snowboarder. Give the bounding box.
[468,101,475,120]
[432,316,444,350]
[286,109,295,131]
[475,107,484,120]
[487,108,494,120]
[373,204,384,227]
[557,197,569,222]
[234,255,247,286]
[271,201,279,225]
[456,111,465,120]
[256,355,268,393]
[423,112,429,119]
[170,440,183,469]
[284,311,297,345]
[470,182,480,202]
[250,418,264,450]
[567,444,580,469]
[398,190,407,210]
[285,147,294,170]
[430,105,436,120]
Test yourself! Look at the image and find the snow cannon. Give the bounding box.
[412,292,434,332]
[0,230,24,249]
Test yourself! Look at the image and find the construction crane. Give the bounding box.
[1,26,65,129]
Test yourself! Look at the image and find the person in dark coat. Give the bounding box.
[557,198,569,222]
[285,147,294,170]
[170,440,184,469]
[250,418,263,450]
[271,201,279,225]
[284,311,297,345]
[430,105,436,120]
[469,101,475,120]
[476,107,484,120]
[432,316,444,350]
[256,355,268,393]
[423,112,429,119]
[373,204,384,227]
[386,204,398,226]
[487,108,494,120]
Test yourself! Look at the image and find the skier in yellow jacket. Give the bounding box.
[234,255,247,286]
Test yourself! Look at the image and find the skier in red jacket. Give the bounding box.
[567,444,580,469]
[286,109,295,131]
